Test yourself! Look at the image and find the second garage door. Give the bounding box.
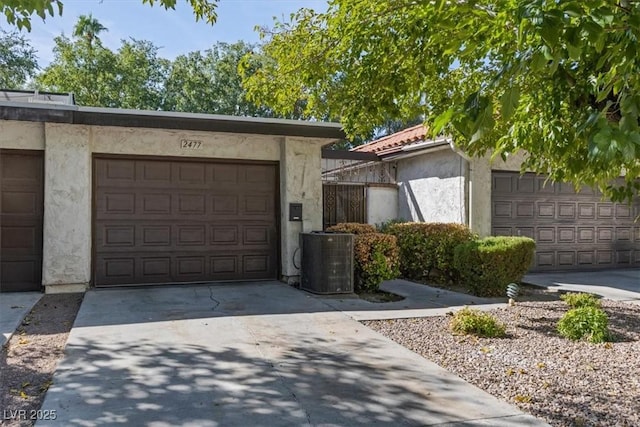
[492,172,640,271]
[94,157,278,286]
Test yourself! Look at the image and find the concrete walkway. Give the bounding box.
[0,292,42,346]
[524,268,640,301]
[38,282,548,426]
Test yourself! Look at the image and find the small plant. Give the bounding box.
[449,307,506,338]
[557,306,610,343]
[560,292,601,308]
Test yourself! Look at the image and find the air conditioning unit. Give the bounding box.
[300,232,354,294]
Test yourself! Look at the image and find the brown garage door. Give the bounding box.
[0,150,44,292]
[492,172,640,271]
[94,157,278,286]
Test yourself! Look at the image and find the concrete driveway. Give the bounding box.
[38,282,547,426]
[0,292,42,346]
[524,268,640,301]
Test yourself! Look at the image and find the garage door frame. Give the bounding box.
[0,148,44,292]
[91,153,281,287]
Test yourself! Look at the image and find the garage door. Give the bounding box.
[94,157,278,286]
[492,172,640,271]
[0,150,44,292]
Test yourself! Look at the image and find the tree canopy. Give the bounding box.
[0,28,38,88]
[242,0,640,201]
[0,0,217,31]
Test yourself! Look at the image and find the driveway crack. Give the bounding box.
[206,286,220,311]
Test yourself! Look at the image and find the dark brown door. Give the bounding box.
[492,171,640,271]
[94,157,278,286]
[0,150,44,292]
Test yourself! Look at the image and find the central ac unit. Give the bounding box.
[300,232,354,294]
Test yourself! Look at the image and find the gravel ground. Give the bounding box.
[364,300,640,427]
[1,294,83,427]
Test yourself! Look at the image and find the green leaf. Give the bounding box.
[501,86,520,120]
[431,108,454,135]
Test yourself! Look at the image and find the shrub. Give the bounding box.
[557,306,610,343]
[375,218,406,234]
[327,222,376,235]
[386,222,474,282]
[352,233,400,292]
[560,292,601,308]
[453,236,535,297]
[449,307,506,338]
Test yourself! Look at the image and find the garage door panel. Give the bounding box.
[492,171,640,271]
[0,150,43,292]
[94,157,278,286]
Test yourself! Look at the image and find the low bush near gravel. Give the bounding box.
[560,292,601,308]
[449,307,506,338]
[557,306,610,343]
[453,236,535,297]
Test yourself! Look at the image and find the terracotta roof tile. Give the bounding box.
[352,124,428,155]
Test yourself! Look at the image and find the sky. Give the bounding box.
[16,0,328,67]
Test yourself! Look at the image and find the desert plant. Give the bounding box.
[352,233,400,292]
[557,306,610,343]
[453,236,535,297]
[386,222,474,282]
[449,307,506,338]
[327,222,376,235]
[560,292,601,308]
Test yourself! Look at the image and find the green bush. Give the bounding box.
[449,307,506,338]
[560,292,601,308]
[386,222,474,282]
[352,233,400,292]
[375,218,406,234]
[453,236,535,297]
[557,306,610,343]
[327,222,376,235]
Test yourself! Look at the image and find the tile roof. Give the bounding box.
[352,124,428,156]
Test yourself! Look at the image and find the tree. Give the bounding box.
[243,1,640,201]
[0,28,38,88]
[37,17,169,110]
[164,41,303,117]
[0,0,217,31]
[73,14,107,48]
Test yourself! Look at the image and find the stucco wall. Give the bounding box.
[470,151,527,237]
[397,149,467,224]
[367,185,398,226]
[280,137,324,282]
[27,122,329,291]
[90,126,280,161]
[42,123,92,288]
[0,120,45,150]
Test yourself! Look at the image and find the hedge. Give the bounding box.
[327,223,399,292]
[453,236,536,297]
[353,233,400,292]
[386,222,475,282]
[327,222,376,235]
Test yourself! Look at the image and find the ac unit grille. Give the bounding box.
[300,233,354,294]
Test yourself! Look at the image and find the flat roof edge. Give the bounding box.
[0,102,346,140]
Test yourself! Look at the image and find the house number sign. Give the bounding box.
[180,139,203,149]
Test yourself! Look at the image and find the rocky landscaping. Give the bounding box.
[365,299,640,427]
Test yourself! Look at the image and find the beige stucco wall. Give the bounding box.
[0,120,45,150]
[30,122,328,290]
[89,126,280,161]
[42,123,92,288]
[279,137,325,282]
[470,151,527,237]
[367,186,399,226]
